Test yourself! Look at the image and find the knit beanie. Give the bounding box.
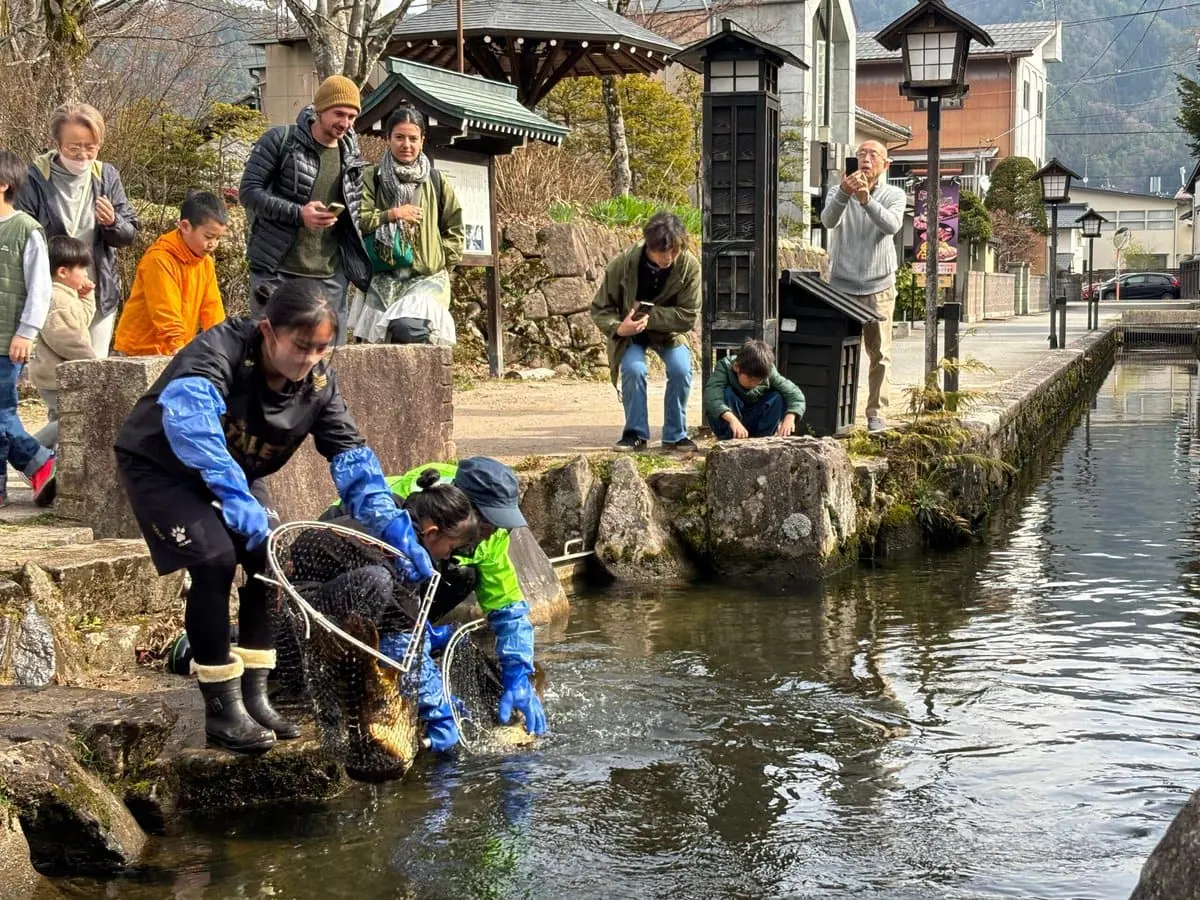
[313,75,361,113]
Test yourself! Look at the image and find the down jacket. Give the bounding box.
[14,154,139,319]
[239,106,371,291]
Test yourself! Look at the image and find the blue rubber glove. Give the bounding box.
[382,511,435,583]
[488,601,547,736]
[159,378,267,545]
[332,447,434,582]
[221,494,270,550]
[379,630,460,753]
[426,622,455,655]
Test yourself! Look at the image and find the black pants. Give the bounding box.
[117,450,274,667]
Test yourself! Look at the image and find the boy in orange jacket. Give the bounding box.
[114,191,227,356]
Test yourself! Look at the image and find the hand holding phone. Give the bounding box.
[324,201,346,216]
[632,301,655,321]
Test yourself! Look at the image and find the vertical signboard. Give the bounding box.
[435,158,492,255]
[912,179,959,288]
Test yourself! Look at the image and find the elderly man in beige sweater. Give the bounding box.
[820,140,906,431]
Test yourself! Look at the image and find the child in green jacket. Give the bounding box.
[703,339,806,440]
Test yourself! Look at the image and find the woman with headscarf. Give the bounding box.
[15,102,139,357]
[347,105,465,346]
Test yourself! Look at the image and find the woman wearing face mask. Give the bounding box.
[15,102,139,357]
[346,105,465,346]
[114,280,434,754]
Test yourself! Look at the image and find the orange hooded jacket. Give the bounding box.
[113,228,225,356]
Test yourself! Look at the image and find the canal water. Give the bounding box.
[55,356,1200,898]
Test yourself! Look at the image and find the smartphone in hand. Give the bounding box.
[844,156,859,175]
[324,202,346,216]
[632,301,655,320]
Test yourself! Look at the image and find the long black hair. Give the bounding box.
[403,468,478,544]
[263,279,338,333]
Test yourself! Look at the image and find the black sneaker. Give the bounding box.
[614,432,648,452]
[665,437,699,452]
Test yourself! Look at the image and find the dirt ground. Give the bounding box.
[452,376,706,463]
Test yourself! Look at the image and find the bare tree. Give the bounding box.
[279,0,417,85]
[601,0,633,197]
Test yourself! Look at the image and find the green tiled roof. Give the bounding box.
[364,58,569,145]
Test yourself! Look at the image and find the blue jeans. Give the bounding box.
[708,387,785,440]
[0,356,53,499]
[619,342,692,443]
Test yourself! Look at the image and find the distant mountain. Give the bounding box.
[852,0,1199,196]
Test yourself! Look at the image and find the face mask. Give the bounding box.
[58,155,91,177]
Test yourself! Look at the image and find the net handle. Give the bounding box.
[441,617,489,754]
[257,519,442,675]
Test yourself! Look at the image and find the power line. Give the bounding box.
[1062,2,1200,26]
[988,0,1155,143]
[1113,0,1167,71]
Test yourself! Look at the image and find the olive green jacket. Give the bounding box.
[358,167,466,277]
[589,242,702,386]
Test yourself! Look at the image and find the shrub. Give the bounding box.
[586,196,701,235]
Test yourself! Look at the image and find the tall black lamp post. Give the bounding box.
[1034,157,1080,349]
[1078,207,1108,330]
[875,0,993,380]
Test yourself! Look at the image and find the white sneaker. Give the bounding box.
[867,416,887,432]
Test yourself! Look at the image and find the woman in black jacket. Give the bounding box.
[115,280,433,753]
[15,102,139,357]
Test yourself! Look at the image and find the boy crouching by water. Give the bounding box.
[29,236,95,448]
[703,339,807,440]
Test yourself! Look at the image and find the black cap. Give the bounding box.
[453,457,527,530]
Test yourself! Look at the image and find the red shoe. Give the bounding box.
[30,457,56,507]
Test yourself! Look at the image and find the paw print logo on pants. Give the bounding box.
[171,525,191,547]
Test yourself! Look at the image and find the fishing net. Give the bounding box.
[264,520,436,782]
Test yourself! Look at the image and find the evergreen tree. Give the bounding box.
[1175,74,1200,159]
[984,157,1047,234]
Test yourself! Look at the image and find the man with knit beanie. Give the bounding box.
[240,74,372,345]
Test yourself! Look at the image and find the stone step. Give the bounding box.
[0,522,94,548]
[0,538,179,622]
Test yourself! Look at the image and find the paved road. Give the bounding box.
[455,301,1147,461]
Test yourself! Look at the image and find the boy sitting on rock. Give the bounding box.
[703,339,806,440]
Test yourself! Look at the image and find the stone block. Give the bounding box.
[705,437,858,580]
[521,456,607,558]
[540,315,572,350]
[78,624,140,675]
[595,457,693,581]
[520,288,549,320]
[537,223,588,277]
[54,344,455,536]
[541,276,594,316]
[504,222,539,257]
[0,542,182,620]
[0,738,147,876]
[566,311,605,348]
[0,815,43,900]
[56,356,170,539]
[646,467,708,558]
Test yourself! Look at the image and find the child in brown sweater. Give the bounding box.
[29,235,95,447]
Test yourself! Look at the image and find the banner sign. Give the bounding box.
[912,178,959,288]
[436,159,491,255]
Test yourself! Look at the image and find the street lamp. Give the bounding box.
[876,1,994,380]
[1034,157,1081,348]
[1078,207,1108,330]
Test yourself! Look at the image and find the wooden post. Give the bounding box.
[924,96,940,381]
[456,0,465,73]
[486,156,503,377]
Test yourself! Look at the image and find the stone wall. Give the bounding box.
[56,345,454,539]
[452,222,831,377]
[964,272,1016,323]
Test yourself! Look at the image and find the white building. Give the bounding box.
[1052,185,1192,273]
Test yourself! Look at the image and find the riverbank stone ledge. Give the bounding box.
[55,344,456,540]
[1131,787,1200,899]
[0,683,354,881]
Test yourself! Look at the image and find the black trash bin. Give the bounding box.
[777,269,884,437]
